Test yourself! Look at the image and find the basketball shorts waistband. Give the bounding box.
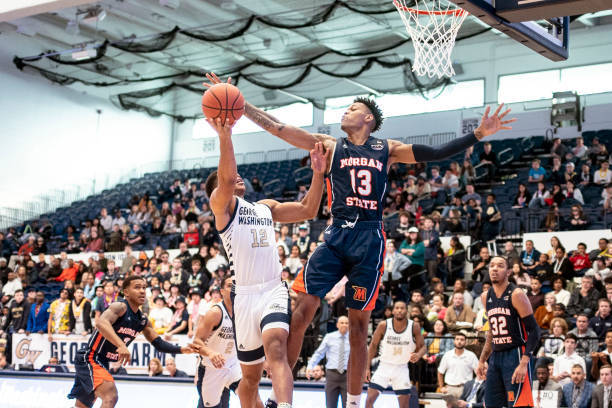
[232,279,283,294]
[332,219,383,229]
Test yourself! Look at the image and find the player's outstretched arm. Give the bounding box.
[388,104,516,165]
[96,302,131,365]
[207,117,238,228]
[142,319,193,355]
[192,306,226,369]
[261,142,330,223]
[203,72,334,152]
[366,320,387,381]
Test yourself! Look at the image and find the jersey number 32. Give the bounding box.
[489,316,508,336]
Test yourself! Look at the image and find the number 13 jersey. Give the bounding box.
[329,136,389,223]
[219,197,281,286]
[486,282,527,351]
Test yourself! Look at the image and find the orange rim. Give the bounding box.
[393,0,468,16]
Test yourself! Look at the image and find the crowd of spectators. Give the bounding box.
[0,134,610,399]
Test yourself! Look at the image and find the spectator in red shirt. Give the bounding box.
[183,222,200,247]
[18,236,36,256]
[570,242,592,274]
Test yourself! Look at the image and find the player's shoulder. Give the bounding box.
[109,300,128,313]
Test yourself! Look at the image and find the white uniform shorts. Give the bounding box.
[230,280,291,365]
[196,359,242,407]
[369,362,412,394]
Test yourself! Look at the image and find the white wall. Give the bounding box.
[171,25,612,165]
[0,40,172,209]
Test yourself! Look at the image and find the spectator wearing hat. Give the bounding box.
[187,288,203,337]
[150,295,173,334]
[296,224,311,255]
[164,296,189,339]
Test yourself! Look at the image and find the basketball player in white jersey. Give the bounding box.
[193,275,248,408]
[365,301,425,408]
[204,117,329,408]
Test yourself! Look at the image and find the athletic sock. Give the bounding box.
[277,403,291,408]
[269,389,277,402]
[347,393,361,407]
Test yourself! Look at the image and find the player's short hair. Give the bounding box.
[353,97,383,132]
[122,275,145,291]
[205,170,218,199]
[491,255,509,267]
[220,275,233,288]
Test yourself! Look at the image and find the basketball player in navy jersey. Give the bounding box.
[68,275,195,408]
[204,73,515,407]
[477,256,541,408]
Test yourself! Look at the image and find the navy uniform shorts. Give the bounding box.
[485,347,534,408]
[292,219,385,311]
[68,349,114,407]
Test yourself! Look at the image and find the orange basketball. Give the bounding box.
[201,83,244,124]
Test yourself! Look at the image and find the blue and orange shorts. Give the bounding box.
[67,349,114,407]
[292,219,386,311]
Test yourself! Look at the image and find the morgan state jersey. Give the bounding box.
[379,319,416,365]
[486,282,527,352]
[200,302,236,368]
[84,299,148,367]
[219,197,281,286]
[329,136,389,223]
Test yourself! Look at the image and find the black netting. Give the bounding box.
[112,27,179,53]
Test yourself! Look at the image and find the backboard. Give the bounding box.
[449,0,576,61]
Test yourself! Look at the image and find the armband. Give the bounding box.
[151,336,182,354]
[520,314,541,357]
[412,132,479,162]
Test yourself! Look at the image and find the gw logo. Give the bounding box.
[15,338,43,365]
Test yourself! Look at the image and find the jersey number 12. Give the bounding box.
[250,229,270,248]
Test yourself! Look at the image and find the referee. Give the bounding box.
[306,316,350,408]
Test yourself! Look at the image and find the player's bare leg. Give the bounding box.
[94,381,118,408]
[365,389,380,408]
[397,394,411,408]
[74,399,90,408]
[347,308,371,400]
[287,292,320,369]
[263,328,293,405]
[237,363,265,408]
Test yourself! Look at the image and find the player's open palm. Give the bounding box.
[310,142,330,174]
[476,103,516,138]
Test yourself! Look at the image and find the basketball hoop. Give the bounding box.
[393,0,468,78]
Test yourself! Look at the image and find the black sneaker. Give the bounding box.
[264,399,278,408]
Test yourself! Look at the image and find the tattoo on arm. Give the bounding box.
[244,103,284,132]
[480,331,493,362]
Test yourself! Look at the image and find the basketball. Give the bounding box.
[201,83,245,124]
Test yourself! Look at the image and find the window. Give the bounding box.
[323,80,484,124]
[192,102,313,139]
[498,62,612,103]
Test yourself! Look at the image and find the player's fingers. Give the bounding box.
[227,76,232,84]
[500,126,513,130]
[482,105,491,119]
[498,108,512,119]
[493,103,504,117]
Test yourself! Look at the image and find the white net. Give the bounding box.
[394,0,468,78]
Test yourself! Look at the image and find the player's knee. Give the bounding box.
[101,392,118,407]
[265,339,287,363]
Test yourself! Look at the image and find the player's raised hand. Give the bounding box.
[203,72,232,89]
[117,344,131,366]
[310,142,330,174]
[475,103,516,139]
[207,117,236,138]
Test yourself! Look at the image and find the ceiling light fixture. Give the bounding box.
[72,48,97,60]
[159,0,180,10]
